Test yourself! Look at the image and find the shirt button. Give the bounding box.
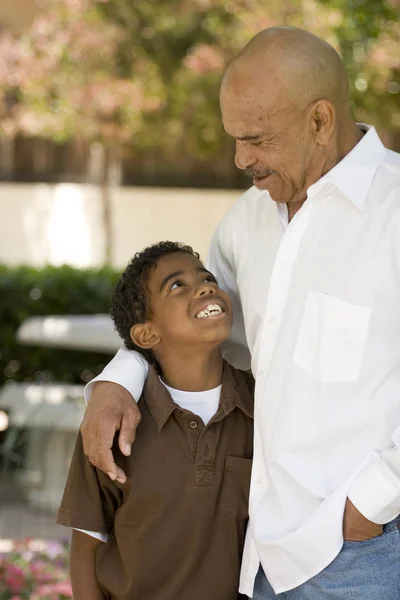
[189,420,198,429]
[269,316,277,324]
[257,477,263,485]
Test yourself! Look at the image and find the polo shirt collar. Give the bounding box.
[218,361,254,420]
[311,124,385,211]
[143,366,177,431]
[144,360,253,431]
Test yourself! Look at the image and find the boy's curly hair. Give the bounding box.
[110,241,200,364]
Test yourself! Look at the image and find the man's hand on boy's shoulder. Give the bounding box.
[80,381,141,484]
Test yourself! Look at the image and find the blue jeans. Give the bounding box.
[251,517,400,599]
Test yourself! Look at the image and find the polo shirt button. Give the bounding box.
[189,420,198,429]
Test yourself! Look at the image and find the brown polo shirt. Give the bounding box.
[57,361,254,600]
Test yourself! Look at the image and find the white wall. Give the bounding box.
[1,183,240,268]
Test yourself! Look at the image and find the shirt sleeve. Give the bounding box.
[84,347,149,403]
[206,214,251,371]
[349,216,400,524]
[56,432,123,534]
[348,428,400,524]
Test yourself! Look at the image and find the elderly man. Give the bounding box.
[81,27,400,599]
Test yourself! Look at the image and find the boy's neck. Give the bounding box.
[157,348,223,392]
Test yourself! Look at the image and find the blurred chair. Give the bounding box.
[0,314,120,512]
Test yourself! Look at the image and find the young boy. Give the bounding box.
[56,241,254,600]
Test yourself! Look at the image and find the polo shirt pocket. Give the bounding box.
[293,290,372,382]
[220,456,252,518]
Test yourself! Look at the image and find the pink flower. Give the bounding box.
[30,558,53,583]
[4,564,25,593]
[53,580,73,595]
[31,580,73,599]
[184,44,225,75]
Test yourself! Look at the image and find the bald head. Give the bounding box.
[222,26,349,110]
[220,26,361,208]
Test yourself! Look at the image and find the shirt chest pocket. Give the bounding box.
[293,290,372,383]
[220,456,252,519]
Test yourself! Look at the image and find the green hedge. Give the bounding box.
[0,264,121,387]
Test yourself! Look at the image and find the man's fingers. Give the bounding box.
[89,446,119,480]
[82,413,120,478]
[80,381,140,482]
[87,436,127,484]
[118,405,141,457]
[115,465,127,484]
[81,407,117,450]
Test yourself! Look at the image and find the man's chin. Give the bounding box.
[253,173,275,190]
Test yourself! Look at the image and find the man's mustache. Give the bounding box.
[245,168,275,178]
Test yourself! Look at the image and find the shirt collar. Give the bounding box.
[309,124,385,210]
[143,361,253,431]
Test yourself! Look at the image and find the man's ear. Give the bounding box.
[310,99,334,145]
[130,323,161,350]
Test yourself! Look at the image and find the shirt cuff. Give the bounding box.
[84,348,149,404]
[348,456,400,524]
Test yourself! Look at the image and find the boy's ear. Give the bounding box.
[130,323,161,350]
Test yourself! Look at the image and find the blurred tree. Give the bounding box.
[314,0,399,133]
[95,0,306,156]
[96,0,399,149]
[0,0,398,208]
[0,0,164,262]
[0,0,306,166]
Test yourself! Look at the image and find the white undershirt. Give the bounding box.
[76,380,222,542]
[161,379,221,426]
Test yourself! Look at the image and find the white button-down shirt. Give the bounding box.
[87,126,400,595]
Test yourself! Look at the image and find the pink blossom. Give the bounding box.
[184,44,225,75]
[30,558,53,583]
[31,580,73,599]
[4,564,25,593]
[369,43,400,70]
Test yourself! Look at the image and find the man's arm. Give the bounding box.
[82,202,250,480]
[206,212,251,371]
[344,216,400,539]
[345,430,400,529]
[342,431,400,541]
[81,348,149,482]
[70,530,106,600]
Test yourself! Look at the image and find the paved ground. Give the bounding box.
[0,501,66,541]
[0,480,66,541]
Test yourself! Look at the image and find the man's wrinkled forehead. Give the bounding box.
[220,71,291,136]
[221,96,291,140]
[221,58,285,104]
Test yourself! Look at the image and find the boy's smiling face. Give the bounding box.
[130,252,232,355]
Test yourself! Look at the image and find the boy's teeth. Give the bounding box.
[196,303,222,319]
